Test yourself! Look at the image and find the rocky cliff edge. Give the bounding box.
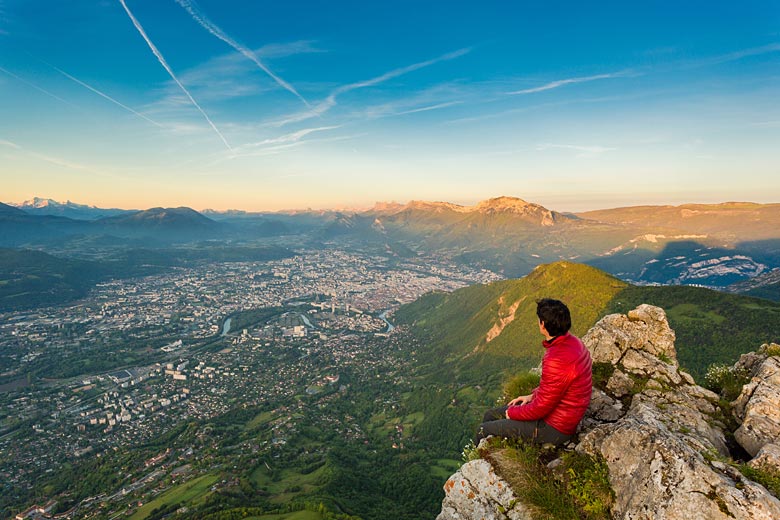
[438,304,780,520]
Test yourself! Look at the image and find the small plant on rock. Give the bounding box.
[704,363,750,402]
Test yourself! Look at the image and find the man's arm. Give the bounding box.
[507,394,533,407]
[506,356,574,421]
[505,394,533,418]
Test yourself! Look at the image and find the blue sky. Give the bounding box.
[1,1,779,211]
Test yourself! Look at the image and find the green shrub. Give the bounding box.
[740,465,780,498]
[559,451,614,518]
[704,363,750,402]
[764,343,780,357]
[479,438,613,520]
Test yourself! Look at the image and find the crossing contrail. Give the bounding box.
[174,0,309,107]
[52,66,162,127]
[118,0,232,150]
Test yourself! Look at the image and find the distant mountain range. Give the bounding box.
[0,203,224,246]
[13,197,132,220]
[97,207,222,237]
[3,195,780,297]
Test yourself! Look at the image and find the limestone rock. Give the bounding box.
[437,459,534,520]
[606,368,634,397]
[733,356,780,457]
[577,305,780,519]
[578,409,780,520]
[733,350,767,377]
[438,306,780,520]
[583,304,676,367]
[748,442,780,474]
[586,387,625,423]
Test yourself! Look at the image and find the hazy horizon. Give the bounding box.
[2,2,779,211]
[7,192,780,215]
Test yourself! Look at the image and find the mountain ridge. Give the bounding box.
[5,195,780,289]
[396,261,780,381]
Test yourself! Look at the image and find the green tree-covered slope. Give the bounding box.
[394,261,628,383]
[396,261,780,384]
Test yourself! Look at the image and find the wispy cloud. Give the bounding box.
[394,101,463,116]
[238,125,340,149]
[694,43,780,67]
[357,82,465,119]
[267,47,471,127]
[0,138,21,149]
[174,0,308,107]
[1,138,121,178]
[118,0,231,150]
[50,65,162,126]
[0,66,78,107]
[196,131,359,170]
[536,143,616,157]
[508,71,632,95]
[142,41,322,120]
[750,120,780,128]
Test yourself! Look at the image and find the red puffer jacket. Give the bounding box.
[506,333,592,435]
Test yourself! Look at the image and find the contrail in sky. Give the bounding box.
[51,65,162,127]
[174,0,309,107]
[270,47,471,127]
[118,0,232,150]
[508,72,628,95]
[1,138,122,178]
[0,66,77,108]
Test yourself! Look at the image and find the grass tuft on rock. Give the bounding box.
[477,438,613,520]
[739,465,780,498]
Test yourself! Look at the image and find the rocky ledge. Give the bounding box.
[438,304,780,519]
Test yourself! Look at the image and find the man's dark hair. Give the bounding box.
[536,298,571,337]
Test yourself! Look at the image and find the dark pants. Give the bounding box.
[474,406,574,446]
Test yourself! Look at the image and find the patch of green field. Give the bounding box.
[667,303,726,324]
[403,411,424,425]
[250,463,328,504]
[455,386,481,402]
[740,302,779,311]
[430,458,461,481]
[129,473,219,520]
[245,410,276,431]
[246,511,325,520]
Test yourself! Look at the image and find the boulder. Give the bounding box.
[578,306,780,519]
[583,304,676,367]
[578,406,780,520]
[748,443,780,474]
[437,458,534,520]
[733,356,780,457]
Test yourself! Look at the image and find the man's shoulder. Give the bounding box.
[549,334,586,359]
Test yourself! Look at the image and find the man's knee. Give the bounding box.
[482,406,507,423]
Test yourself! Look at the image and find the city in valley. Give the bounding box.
[0,247,499,519]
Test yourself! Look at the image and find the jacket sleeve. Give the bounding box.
[507,353,574,421]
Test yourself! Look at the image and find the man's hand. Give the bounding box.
[505,395,532,419]
[508,394,532,407]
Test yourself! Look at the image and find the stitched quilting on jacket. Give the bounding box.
[506,332,592,435]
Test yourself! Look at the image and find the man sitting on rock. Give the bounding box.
[475,298,592,446]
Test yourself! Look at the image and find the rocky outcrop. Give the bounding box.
[577,306,780,519]
[437,458,534,520]
[438,305,780,520]
[732,349,780,457]
[749,443,780,474]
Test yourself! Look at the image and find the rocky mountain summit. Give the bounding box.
[438,305,780,519]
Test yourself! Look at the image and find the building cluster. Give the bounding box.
[0,248,499,518]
